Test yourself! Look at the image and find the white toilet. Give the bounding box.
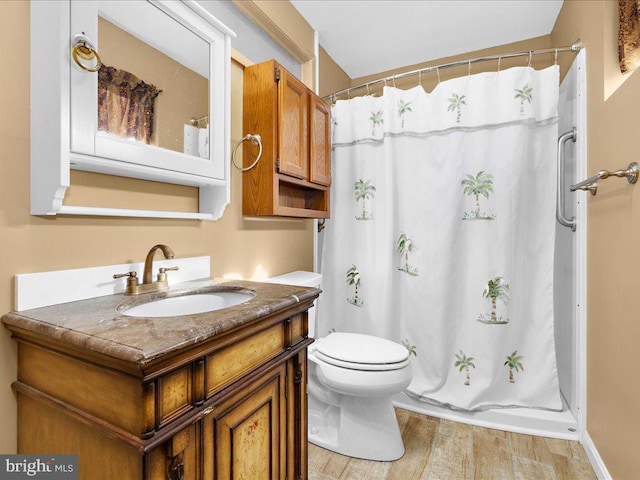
[266,271,413,461]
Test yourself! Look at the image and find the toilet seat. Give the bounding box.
[313,332,410,371]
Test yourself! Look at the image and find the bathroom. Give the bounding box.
[0,0,638,479]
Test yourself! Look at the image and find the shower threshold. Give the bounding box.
[392,391,578,441]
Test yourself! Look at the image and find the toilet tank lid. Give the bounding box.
[266,271,322,287]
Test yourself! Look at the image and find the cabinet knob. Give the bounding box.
[203,406,214,416]
[167,455,184,480]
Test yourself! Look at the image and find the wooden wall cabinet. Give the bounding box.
[243,60,331,218]
[8,301,313,479]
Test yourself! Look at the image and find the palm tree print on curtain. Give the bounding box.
[504,350,524,383]
[454,350,476,386]
[398,100,412,128]
[396,233,418,276]
[354,179,376,220]
[369,110,383,135]
[447,93,466,123]
[477,276,510,324]
[514,84,533,114]
[461,171,495,220]
[402,339,417,357]
[346,264,363,306]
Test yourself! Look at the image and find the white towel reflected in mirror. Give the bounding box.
[184,124,210,159]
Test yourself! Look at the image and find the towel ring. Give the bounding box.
[71,34,102,72]
[231,134,263,171]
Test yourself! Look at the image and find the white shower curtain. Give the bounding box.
[319,65,563,411]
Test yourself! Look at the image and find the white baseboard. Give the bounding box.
[581,430,612,480]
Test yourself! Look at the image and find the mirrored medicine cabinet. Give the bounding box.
[31,0,235,220]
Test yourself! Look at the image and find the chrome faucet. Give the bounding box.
[114,244,179,296]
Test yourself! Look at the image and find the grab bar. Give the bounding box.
[557,128,577,231]
[570,162,639,196]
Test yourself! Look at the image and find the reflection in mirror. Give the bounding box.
[97,1,210,159]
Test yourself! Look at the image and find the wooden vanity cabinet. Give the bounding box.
[8,303,313,480]
[243,60,331,218]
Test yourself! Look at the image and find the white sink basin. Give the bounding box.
[122,292,254,317]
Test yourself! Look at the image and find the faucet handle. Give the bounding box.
[159,266,179,274]
[113,271,137,279]
[157,266,179,282]
[113,271,139,288]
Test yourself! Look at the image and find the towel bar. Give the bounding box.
[570,162,638,196]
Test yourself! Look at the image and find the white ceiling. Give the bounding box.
[290,0,564,79]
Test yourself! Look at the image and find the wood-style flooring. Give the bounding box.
[308,408,597,480]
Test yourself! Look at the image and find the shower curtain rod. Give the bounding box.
[323,39,582,102]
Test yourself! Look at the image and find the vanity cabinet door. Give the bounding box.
[202,364,287,480]
[287,351,309,480]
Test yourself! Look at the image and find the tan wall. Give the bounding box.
[0,0,313,453]
[231,0,317,89]
[318,46,351,99]
[553,2,640,478]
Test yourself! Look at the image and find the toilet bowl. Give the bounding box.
[266,271,413,461]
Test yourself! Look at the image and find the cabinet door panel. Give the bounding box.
[278,70,309,180]
[309,96,331,186]
[157,364,193,428]
[205,365,286,480]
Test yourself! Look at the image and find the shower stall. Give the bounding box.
[316,49,587,440]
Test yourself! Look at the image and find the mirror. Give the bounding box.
[97,1,210,159]
[69,0,229,183]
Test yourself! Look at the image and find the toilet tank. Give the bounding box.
[265,271,321,338]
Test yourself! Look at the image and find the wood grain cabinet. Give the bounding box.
[243,60,331,218]
[5,296,314,480]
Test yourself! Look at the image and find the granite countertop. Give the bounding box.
[1,279,320,366]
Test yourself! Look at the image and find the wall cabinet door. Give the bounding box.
[309,96,331,187]
[203,365,287,480]
[278,69,310,181]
